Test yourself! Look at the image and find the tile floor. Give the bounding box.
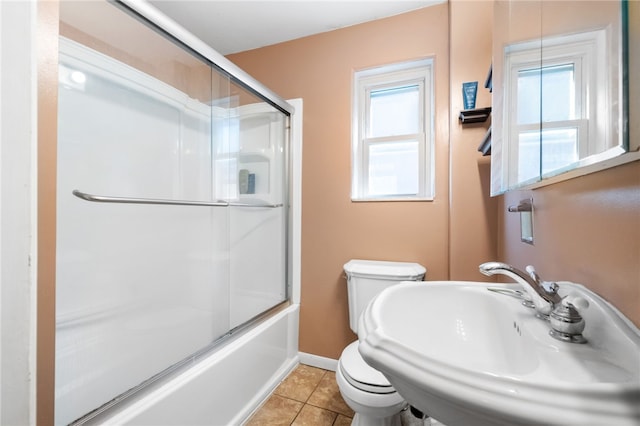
[245,364,432,426]
[245,364,353,426]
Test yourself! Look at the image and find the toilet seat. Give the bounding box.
[339,342,395,394]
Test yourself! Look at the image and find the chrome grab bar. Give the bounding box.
[72,190,282,208]
[228,201,283,208]
[72,190,228,207]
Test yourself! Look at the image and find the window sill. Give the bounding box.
[351,196,435,203]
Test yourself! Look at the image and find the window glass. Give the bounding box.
[541,127,578,173]
[517,68,542,125]
[541,64,576,122]
[369,85,420,137]
[518,131,540,182]
[517,64,575,125]
[368,141,419,196]
[516,63,579,178]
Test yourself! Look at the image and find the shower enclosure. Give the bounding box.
[55,2,297,424]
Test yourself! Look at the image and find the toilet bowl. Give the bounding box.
[336,342,406,426]
[338,259,426,426]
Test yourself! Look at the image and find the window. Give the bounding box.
[351,59,434,201]
[504,29,606,185]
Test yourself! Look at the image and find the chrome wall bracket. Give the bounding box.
[508,198,534,244]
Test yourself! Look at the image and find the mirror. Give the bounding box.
[491,1,637,195]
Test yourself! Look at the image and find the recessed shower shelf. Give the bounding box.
[239,152,270,162]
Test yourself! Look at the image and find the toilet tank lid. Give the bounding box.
[344,259,426,280]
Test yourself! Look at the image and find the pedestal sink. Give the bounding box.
[357,281,640,426]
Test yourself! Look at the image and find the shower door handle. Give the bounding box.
[73,190,283,209]
[228,202,283,208]
[72,190,229,207]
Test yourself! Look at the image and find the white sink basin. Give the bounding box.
[358,281,640,426]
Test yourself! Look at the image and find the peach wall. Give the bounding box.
[229,4,450,359]
[449,0,498,280]
[499,161,640,326]
[37,1,58,423]
[498,1,640,327]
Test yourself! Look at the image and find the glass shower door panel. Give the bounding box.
[228,83,288,328]
[56,3,231,423]
[229,207,286,327]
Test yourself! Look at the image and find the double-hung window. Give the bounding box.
[504,29,606,185]
[352,59,434,201]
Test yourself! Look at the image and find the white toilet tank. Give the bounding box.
[343,259,426,333]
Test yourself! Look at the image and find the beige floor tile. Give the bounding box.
[245,394,304,426]
[332,414,353,426]
[291,404,337,426]
[307,371,354,417]
[275,364,327,402]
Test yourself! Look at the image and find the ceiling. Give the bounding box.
[148,1,444,56]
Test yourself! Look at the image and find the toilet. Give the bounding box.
[337,259,426,426]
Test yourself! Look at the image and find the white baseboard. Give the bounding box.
[298,352,338,372]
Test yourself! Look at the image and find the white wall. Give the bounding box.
[0,1,37,424]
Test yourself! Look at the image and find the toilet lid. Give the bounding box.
[344,259,426,280]
[340,342,395,394]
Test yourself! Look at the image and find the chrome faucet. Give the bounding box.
[479,262,562,317]
[479,262,588,343]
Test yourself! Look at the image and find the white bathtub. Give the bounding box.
[84,304,299,425]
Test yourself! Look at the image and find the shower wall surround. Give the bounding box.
[56,2,290,424]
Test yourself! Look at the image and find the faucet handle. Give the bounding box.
[562,295,589,311]
[525,265,544,286]
[549,295,590,344]
[525,265,559,295]
[525,265,540,281]
[542,281,559,295]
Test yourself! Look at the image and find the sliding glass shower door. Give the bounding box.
[56,2,288,424]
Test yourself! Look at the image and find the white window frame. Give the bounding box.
[351,58,434,201]
[503,29,607,186]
